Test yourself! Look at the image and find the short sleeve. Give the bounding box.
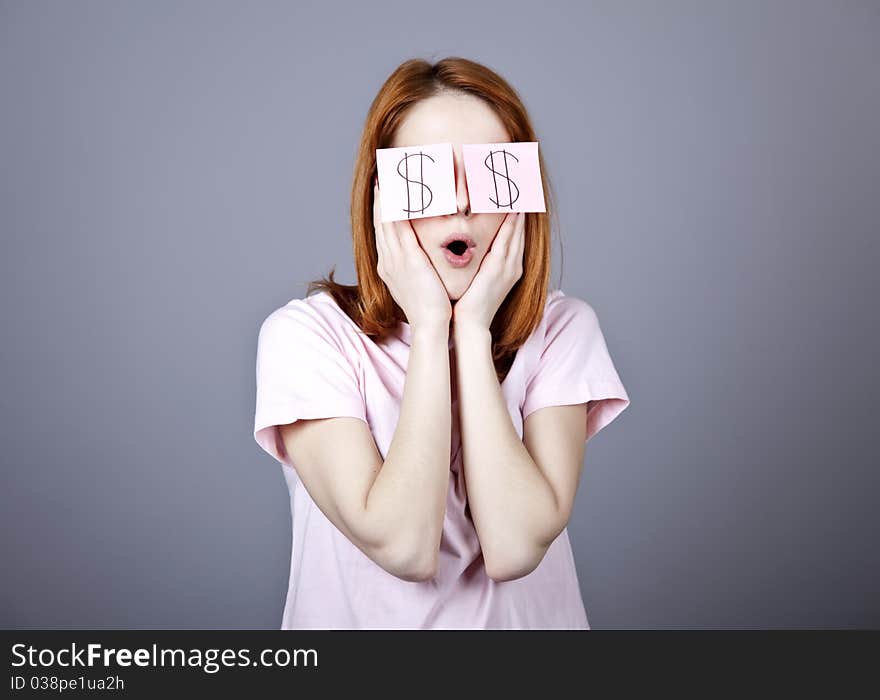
[521,294,630,443]
[253,303,368,468]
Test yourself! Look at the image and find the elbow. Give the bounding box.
[484,554,540,583]
[378,538,439,583]
[398,558,438,583]
[481,521,564,583]
[483,538,554,583]
[355,502,442,582]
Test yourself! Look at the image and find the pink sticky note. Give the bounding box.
[376,142,458,223]
[462,141,545,213]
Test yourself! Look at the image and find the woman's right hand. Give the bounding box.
[373,180,452,332]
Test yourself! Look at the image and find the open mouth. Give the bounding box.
[441,235,475,267]
[440,234,476,252]
[446,240,469,256]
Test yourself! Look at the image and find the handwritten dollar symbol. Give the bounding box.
[397,151,434,217]
[484,149,520,209]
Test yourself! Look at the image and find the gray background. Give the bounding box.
[2,1,878,629]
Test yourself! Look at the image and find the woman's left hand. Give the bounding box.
[452,211,525,332]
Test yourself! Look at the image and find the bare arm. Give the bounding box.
[453,323,587,582]
[280,321,451,582]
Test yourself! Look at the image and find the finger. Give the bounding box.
[508,212,523,257]
[485,213,507,257]
[373,183,391,266]
[396,219,425,259]
[385,217,406,260]
[493,211,520,259]
[372,180,382,227]
[498,212,521,274]
[511,212,525,273]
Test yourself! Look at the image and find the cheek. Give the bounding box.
[410,214,507,250]
[410,219,441,249]
[475,213,507,237]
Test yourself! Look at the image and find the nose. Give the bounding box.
[453,153,471,217]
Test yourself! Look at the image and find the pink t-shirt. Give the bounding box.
[253,288,630,629]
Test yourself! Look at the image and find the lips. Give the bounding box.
[440,233,476,267]
[439,233,476,250]
[443,246,473,267]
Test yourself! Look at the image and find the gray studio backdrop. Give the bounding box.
[2,1,878,629]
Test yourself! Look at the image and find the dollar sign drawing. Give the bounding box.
[397,151,434,217]
[484,149,520,209]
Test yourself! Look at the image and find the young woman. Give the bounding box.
[253,57,630,629]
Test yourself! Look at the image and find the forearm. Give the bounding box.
[453,323,561,580]
[365,322,452,576]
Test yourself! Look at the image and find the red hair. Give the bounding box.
[307,56,560,383]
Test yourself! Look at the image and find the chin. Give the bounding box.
[442,280,470,301]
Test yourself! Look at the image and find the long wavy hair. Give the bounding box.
[307,56,562,383]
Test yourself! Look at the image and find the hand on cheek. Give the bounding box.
[373,183,452,330]
[452,212,525,331]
